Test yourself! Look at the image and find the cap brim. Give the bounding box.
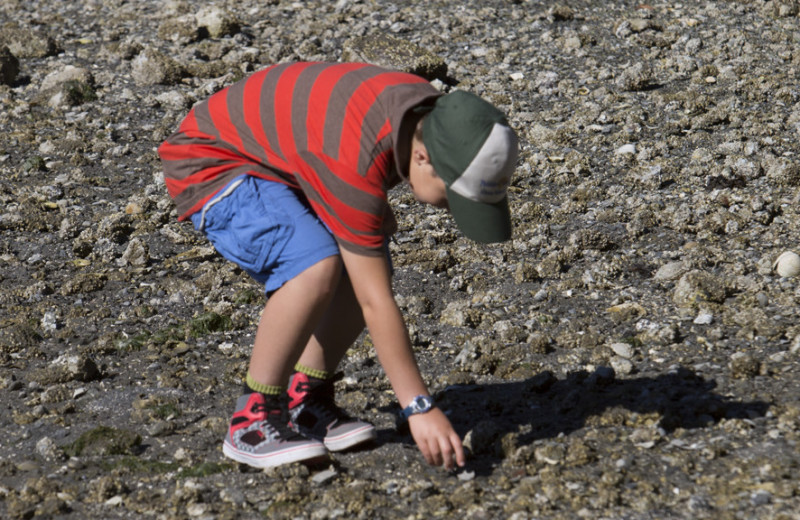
[446,187,512,243]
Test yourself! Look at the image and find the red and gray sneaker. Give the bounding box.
[222,392,327,468]
[287,372,377,452]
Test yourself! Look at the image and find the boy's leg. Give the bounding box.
[295,270,365,375]
[197,176,344,468]
[247,255,344,388]
[223,256,342,468]
[287,271,378,451]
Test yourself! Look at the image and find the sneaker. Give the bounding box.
[287,372,377,451]
[222,392,328,468]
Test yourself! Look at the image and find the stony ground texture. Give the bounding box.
[2,0,800,518]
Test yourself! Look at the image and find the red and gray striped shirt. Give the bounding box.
[158,62,440,255]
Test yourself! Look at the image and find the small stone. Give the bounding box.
[750,490,772,506]
[653,261,689,281]
[40,65,93,92]
[610,342,634,359]
[730,352,761,379]
[774,251,800,278]
[119,238,150,267]
[105,496,124,507]
[195,6,240,38]
[16,460,39,472]
[186,503,207,516]
[35,436,64,461]
[693,312,713,325]
[311,468,338,485]
[41,311,58,333]
[131,47,184,86]
[615,143,637,155]
[456,470,476,481]
[615,62,652,91]
[611,357,634,375]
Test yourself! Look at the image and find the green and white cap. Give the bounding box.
[422,90,518,243]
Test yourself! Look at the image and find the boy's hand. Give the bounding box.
[408,408,466,470]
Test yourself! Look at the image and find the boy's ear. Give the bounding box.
[412,143,431,165]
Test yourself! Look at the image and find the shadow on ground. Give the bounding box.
[382,366,770,475]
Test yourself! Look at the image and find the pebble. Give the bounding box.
[609,342,634,359]
[615,143,637,155]
[774,251,800,278]
[693,312,714,325]
[610,357,634,375]
[312,468,338,485]
[456,470,476,481]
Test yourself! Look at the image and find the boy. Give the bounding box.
[158,62,518,471]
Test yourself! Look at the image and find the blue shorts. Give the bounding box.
[190,175,341,294]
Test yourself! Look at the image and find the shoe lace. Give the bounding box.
[297,372,353,423]
[259,394,304,441]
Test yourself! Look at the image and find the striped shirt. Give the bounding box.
[158,62,440,255]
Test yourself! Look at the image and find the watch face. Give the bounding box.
[402,395,435,419]
[413,395,433,413]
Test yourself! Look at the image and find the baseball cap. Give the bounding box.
[422,90,518,243]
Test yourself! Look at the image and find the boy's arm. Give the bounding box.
[340,248,465,470]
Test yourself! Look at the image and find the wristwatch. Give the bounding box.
[400,395,435,421]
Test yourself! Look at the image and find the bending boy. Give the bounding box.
[158,62,518,471]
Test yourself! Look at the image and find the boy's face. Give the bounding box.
[408,140,448,209]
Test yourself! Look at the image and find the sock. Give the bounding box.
[244,372,283,396]
[294,363,331,381]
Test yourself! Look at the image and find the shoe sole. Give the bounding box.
[323,424,377,452]
[222,439,328,468]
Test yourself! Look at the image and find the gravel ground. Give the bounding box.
[2,0,800,518]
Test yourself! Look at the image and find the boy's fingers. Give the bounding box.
[451,433,466,467]
[438,438,455,470]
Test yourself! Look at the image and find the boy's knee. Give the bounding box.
[300,255,343,299]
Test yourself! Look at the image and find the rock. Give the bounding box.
[35,436,64,461]
[32,354,100,385]
[615,62,653,91]
[342,34,447,81]
[311,468,338,485]
[615,143,637,155]
[774,251,800,278]
[609,342,634,359]
[195,6,240,38]
[693,311,714,325]
[672,270,728,307]
[610,357,634,375]
[157,15,204,44]
[766,157,800,186]
[0,23,57,58]
[130,47,184,86]
[38,65,96,108]
[653,261,690,282]
[730,352,761,379]
[463,420,502,455]
[119,238,150,266]
[65,425,141,457]
[0,45,18,86]
[40,65,94,92]
[441,300,474,327]
[534,443,566,465]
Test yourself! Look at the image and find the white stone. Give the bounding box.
[611,357,633,375]
[615,143,637,155]
[610,342,634,359]
[693,312,714,325]
[774,251,800,278]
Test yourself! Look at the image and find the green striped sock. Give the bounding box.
[294,363,331,380]
[245,372,283,395]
